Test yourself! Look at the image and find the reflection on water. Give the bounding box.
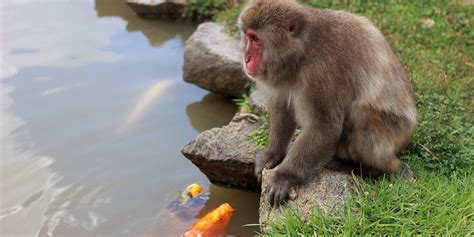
[0,0,258,236]
[186,93,238,133]
[0,84,64,236]
[118,80,175,134]
[1,0,122,71]
[95,0,195,48]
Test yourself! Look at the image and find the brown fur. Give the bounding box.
[239,0,418,206]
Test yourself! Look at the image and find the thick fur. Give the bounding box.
[238,0,418,206]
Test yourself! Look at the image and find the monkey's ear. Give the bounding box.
[288,14,305,37]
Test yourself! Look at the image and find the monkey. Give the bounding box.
[238,0,418,206]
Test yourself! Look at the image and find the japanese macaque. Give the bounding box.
[238,0,418,206]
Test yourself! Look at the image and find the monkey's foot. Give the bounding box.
[266,171,302,207]
[395,162,416,182]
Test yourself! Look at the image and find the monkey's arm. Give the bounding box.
[267,117,342,206]
[255,98,296,181]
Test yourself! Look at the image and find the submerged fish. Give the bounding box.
[167,184,207,222]
[183,203,236,237]
[181,183,204,202]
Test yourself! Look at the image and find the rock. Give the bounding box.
[181,113,263,191]
[248,90,267,115]
[419,18,435,28]
[183,22,248,97]
[125,0,187,19]
[259,168,353,231]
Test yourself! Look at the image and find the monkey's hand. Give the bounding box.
[255,150,285,182]
[267,170,303,207]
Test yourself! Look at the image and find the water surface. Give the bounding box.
[0,0,259,236]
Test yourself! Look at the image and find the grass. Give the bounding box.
[184,0,228,21]
[183,0,246,22]
[247,113,269,150]
[263,168,473,236]
[215,0,473,235]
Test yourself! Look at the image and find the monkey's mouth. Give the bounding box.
[244,29,263,77]
[245,54,252,63]
[244,46,262,77]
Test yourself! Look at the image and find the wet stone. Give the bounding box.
[183,22,248,97]
[125,0,187,19]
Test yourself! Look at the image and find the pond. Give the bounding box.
[0,0,259,236]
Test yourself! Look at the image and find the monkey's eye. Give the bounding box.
[245,30,261,44]
[251,35,260,43]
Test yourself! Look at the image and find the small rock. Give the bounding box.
[259,168,353,232]
[248,90,267,115]
[125,0,187,19]
[183,22,248,97]
[181,113,263,191]
[420,18,435,28]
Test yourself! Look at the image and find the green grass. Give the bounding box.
[217,0,473,235]
[263,168,473,236]
[247,113,269,150]
[183,0,239,22]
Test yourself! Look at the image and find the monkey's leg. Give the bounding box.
[325,157,385,178]
[267,124,340,206]
[345,107,414,175]
[255,99,296,182]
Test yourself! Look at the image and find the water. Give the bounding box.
[0,0,260,236]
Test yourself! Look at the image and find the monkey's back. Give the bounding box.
[303,7,417,123]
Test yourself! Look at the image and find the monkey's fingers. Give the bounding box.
[254,161,264,182]
[274,188,289,207]
[267,186,276,206]
[255,152,286,182]
[256,172,262,183]
[254,157,267,182]
[264,158,283,170]
[267,184,290,207]
[267,186,286,207]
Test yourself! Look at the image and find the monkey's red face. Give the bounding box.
[244,29,263,77]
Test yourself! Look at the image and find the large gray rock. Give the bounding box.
[125,0,187,19]
[259,168,353,231]
[181,113,262,191]
[183,22,248,97]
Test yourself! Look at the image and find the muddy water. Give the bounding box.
[0,0,259,236]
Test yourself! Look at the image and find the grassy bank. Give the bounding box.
[216,0,473,235]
